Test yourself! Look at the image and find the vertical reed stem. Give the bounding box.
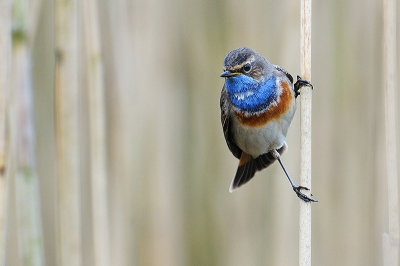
[11,0,45,264]
[54,0,81,264]
[0,0,11,264]
[11,45,45,266]
[299,0,312,265]
[83,0,110,264]
[382,0,398,264]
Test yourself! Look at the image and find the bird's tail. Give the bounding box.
[229,143,287,192]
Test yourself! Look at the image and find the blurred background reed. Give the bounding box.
[1,0,399,265]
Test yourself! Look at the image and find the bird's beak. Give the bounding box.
[220,71,239,78]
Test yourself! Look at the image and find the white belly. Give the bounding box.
[231,106,295,158]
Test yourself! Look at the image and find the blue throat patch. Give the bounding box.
[225,75,277,112]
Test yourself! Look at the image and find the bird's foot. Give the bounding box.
[293,185,318,202]
[294,75,313,98]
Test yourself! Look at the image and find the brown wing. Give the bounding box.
[220,85,242,159]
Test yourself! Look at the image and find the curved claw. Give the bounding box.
[294,75,313,98]
[293,186,318,202]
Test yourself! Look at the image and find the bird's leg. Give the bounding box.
[294,75,313,98]
[271,150,318,202]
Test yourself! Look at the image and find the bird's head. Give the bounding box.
[220,47,273,82]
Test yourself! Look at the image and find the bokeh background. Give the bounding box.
[2,0,400,265]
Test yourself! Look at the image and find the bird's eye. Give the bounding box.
[243,63,251,73]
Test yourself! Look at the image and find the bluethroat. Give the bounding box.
[220,47,317,202]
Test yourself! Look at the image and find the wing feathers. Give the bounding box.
[220,86,242,159]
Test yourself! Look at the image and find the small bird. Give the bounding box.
[220,47,317,202]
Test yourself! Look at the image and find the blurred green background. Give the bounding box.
[8,0,400,265]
